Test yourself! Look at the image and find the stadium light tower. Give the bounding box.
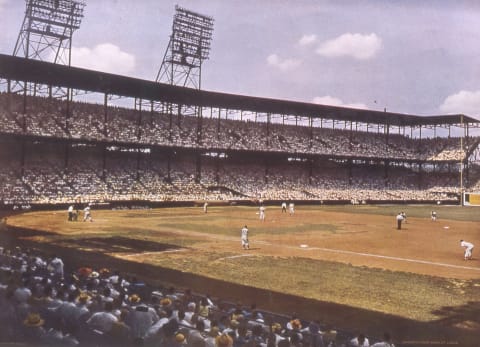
[13,0,86,66]
[156,5,214,89]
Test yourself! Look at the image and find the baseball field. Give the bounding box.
[2,204,480,346]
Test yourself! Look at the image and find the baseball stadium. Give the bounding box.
[1,2,480,347]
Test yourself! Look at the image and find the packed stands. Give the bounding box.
[0,93,472,160]
[0,245,393,346]
[0,92,476,205]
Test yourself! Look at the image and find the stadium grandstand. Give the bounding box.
[1,54,480,207]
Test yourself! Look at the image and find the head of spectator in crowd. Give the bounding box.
[160,297,172,309]
[129,293,141,305]
[290,318,301,331]
[357,333,367,345]
[77,291,91,305]
[24,312,45,327]
[174,332,186,346]
[22,312,46,341]
[216,333,233,347]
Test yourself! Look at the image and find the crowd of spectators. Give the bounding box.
[0,93,474,162]
[0,142,467,205]
[0,245,393,346]
[0,92,478,205]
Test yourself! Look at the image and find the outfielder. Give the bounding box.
[259,205,265,221]
[241,225,249,250]
[460,240,474,260]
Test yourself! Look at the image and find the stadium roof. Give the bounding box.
[0,54,478,128]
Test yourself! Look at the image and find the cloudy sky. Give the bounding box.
[1,0,480,119]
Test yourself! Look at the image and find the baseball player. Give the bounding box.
[83,205,93,222]
[259,205,265,221]
[241,225,249,250]
[203,202,208,213]
[281,202,287,213]
[460,240,474,260]
[396,212,404,230]
[68,205,74,221]
[289,202,295,215]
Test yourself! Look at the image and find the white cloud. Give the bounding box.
[298,34,317,46]
[316,33,382,60]
[71,43,136,75]
[439,90,480,116]
[266,54,301,71]
[312,95,367,109]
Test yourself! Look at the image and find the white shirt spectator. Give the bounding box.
[87,311,118,333]
[48,256,64,278]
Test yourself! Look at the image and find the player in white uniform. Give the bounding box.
[460,240,474,260]
[203,202,208,213]
[83,205,93,222]
[68,205,74,221]
[289,202,295,215]
[259,205,265,221]
[396,212,404,230]
[281,202,287,213]
[431,211,437,221]
[241,225,249,250]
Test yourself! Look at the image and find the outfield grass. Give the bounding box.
[316,204,480,221]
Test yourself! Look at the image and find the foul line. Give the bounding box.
[122,249,185,257]
[219,238,479,271]
[301,247,480,271]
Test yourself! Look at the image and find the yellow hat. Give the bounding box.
[77,292,91,303]
[24,313,45,327]
[160,297,172,306]
[272,323,282,332]
[175,333,185,343]
[129,294,141,303]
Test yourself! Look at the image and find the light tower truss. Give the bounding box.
[14,0,85,65]
[156,5,214,89]
[10,0,85,97]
